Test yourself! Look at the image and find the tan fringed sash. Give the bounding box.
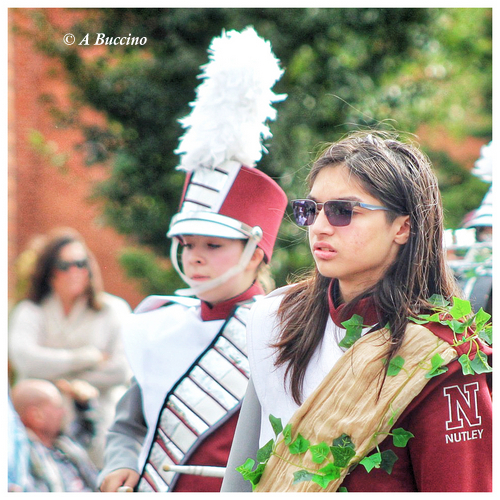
[255,324,458,492]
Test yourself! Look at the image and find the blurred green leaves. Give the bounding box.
[23,7,491,293]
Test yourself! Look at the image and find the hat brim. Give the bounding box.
[167,219,249,240]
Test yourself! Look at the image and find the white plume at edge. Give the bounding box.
[174,26,286,172]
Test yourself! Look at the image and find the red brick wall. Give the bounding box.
[8,8,145,309]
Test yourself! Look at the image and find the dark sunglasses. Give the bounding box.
[292,199,391,227]
[55,259,89,271]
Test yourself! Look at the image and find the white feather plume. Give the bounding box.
[174,26,286,172]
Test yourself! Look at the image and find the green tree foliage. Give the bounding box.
[23,8,491,293]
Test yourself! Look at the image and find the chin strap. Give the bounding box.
[171,226,263,297]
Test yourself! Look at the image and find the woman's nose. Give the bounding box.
[311,207,335,235]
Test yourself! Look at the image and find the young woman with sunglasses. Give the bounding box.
[222,132,492,492]
[9,227,132,467]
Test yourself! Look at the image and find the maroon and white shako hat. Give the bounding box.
[167,27,287,264]
[168,160,287,263]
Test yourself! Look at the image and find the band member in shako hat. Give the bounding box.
[98,27,287,493]
[168,161,286,300]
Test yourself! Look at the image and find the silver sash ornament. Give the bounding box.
[136,300,254,492]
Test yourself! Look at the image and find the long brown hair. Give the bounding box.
[274,132,462,404]
[27,227,104,311]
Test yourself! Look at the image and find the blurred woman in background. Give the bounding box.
[9,227,132,468]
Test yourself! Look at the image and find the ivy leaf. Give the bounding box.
[425,353,448,379]
[248,463,266,489]
[458,353,475,376]
[310,465,341,489]
[288,433,310,455]
[283,423,292,444]
[309,442,330,464]
[392,428,414,447]
[428,294,449,307]
[360,452,382,472]
[292,469,314,485]
[426,312,442,323]
[449,297,472,319]
[470,351,492,374]
[339,314,364,348]
[474,308,491,332]
[236,458,266,488]
[478,324,492,346]
[330,433,356,467]
[474,311,492,345]
[332,433,355,449]
[269,414,283,438]
[380,449,398,474]
[318,463,341,479]
[256,439,274,463]
[236,457,255,477]
[386,355,405,376]
[311,473,333,489]
[445,319,467,334]
[330,443,356,468]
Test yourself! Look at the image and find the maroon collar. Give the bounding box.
[200,283,264,321]
[327,279,380,327]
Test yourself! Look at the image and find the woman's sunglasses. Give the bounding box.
[55,259,89,272]
[292,199,390,227]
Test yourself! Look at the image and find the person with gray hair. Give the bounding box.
[10,379,99,492]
